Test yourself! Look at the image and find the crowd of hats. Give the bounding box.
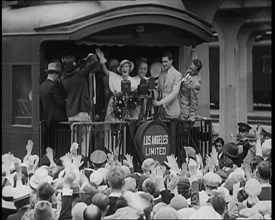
[2,128,272,220]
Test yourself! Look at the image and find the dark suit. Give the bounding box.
[61,62,96,118]
[6,206,29,220]
[258,185,272,201]
[39,78,67,127]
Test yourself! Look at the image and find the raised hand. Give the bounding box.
[95,48,107,64]
[114,147,120,162]
[46,147,54,161]
[123,154,133,168]
[72,155,83,169]
[70,142,79,156]
[60,153,73,171]
[205,154,215,172]
[179,162,188,177]
[167,174,179,192]
[107,152,115,167]
[210,147,219,167]
[164,154,180,175]
[26,139,34,155]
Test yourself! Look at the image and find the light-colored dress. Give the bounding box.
[105,71,140,121]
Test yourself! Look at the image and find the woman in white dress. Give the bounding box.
[96,49,140,121]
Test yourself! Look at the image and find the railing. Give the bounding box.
[175,119,212,165]
[70,121,127,157]
[40,118,212,165]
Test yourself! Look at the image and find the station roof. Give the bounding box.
[2,1,214,46]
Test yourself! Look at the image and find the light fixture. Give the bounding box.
[136,25,144,35]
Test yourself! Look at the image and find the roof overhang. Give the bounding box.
[2,1,213,46]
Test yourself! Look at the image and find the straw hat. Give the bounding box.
[90,150,107,165]
[13,185,31,202]
[89,170,104,186]
[29,167,53,189]
[2,185,16,210]
[117,60,134,74]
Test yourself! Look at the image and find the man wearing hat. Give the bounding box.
[180,58,202,122]
[90,150,107,170]
[40,60,68,151]
[61,50,99,156]
[255,125,272,162]
[7,185,31,220]
[40,60,67,128]
[235,122,254,166]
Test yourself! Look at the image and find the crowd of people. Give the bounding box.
[2,121,272,219]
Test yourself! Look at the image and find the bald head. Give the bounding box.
[83,204,101,220]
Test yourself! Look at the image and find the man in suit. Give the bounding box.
[61,51,98,156]
[180,58,202,122]
[153,51,182,119]
[40,61,67,128]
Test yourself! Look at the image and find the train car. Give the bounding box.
[2,0,213,159]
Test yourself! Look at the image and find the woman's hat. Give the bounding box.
[117,60,134,74]
[222,142,240,158]
[29,167,53,189]
[45,62,62,74]
[2,185,16,210]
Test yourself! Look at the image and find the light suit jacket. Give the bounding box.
[157,66,182,118]
[180,74,201,120]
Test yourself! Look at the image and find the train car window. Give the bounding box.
[252,44,271,111]
[12,65,32,125]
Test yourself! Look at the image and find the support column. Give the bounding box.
[213,16,246,142]
[236,27,253,124]
[247,35,255,112]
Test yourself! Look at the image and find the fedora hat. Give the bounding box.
[34,200,53,220]
[45,62,62,74]
[117,60,134,74]
[222,142,240,159]
[29,167,53,189]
